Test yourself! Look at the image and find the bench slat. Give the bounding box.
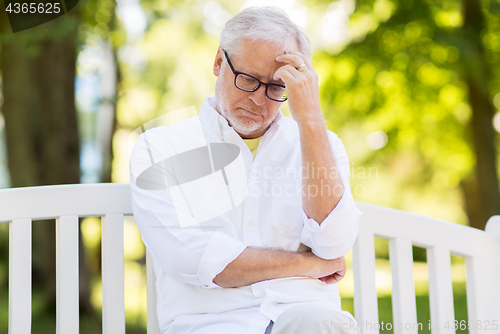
[427,247,455,334]
[389,238,418,334]
[0,183,132,223]
[353,231,379,334]
[102,214,125,334]
[465,256,500,334]
[9,219,32,334]
[146,250,162,334]
[466,257,481,334]
[56,215,80,334]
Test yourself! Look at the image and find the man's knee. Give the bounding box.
[272,304,359,334]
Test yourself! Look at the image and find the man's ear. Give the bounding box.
[213,47,223,77]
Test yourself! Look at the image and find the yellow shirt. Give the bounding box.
[242,135,263,159]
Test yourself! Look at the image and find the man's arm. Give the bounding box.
[275,51,344,225]
[274,50,360,261]
[297,119,343,224]
[213,246,346,288]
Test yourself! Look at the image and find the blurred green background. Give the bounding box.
[0,0,499,332]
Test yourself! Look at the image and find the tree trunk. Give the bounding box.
[0,8,94,315]
[461,0,500,229]
[97,42,118,184]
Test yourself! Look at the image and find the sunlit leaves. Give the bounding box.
[439,84,464,107]
[417,63,450,86]
[333,58,357,83]
[359,62,377,80]
[434,11,462,28]
[311,0,496,222]
[373,0,395,22]
[117,86,160,126]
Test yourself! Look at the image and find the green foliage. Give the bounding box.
[310,0,498,222]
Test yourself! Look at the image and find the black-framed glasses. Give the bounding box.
[223,50,287,102]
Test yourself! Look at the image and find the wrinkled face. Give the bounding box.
[213,39,299,139]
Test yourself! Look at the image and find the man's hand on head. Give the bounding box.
[274,51,343,225]
[274,51,322,123]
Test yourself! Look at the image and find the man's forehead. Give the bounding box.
[232,39,299,81]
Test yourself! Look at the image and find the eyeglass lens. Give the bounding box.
[235,74,287,102]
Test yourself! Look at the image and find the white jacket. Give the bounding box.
[130,96,361,334]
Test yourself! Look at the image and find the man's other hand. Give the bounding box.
[302,252,346,284]
[213,247,347,288]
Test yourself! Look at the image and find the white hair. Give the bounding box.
[219,6,311,57]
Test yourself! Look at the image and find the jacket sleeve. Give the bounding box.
[299,131,361,260]
[130,130,247,288]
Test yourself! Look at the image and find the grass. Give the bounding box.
[340,282,469,334]
[0,289,147,334]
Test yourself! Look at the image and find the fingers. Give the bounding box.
[320,269,346,284]
[274,64,298,82]
[319,256,346,284]
[274,50,317,90]
[275,50,312,71]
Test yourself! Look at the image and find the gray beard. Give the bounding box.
[214,71,271,137]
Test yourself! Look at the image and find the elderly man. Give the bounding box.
[130,6,361,334]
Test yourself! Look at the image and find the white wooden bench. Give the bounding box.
[0,183,499,334]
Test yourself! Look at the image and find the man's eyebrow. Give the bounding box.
[235,62,285,85]
[245,69,286,86]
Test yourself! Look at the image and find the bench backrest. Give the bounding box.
[0,183,160,334]
[0,183,499,334]
[353,204,500,334]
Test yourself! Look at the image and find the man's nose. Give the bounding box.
[249,85,266,106]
